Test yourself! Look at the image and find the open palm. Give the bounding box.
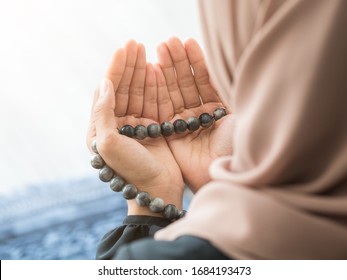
[155,38,234,192]
[87,40,184,210]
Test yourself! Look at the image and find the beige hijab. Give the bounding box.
[155,0,347,259]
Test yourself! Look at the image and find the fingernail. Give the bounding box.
[100,78,109,97]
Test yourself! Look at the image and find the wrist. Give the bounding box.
[127,200,163,217]
[127,189,183,216]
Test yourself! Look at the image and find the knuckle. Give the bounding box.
[93,102,104,119]
[129,86,144,96]
[116,85,130,95]
[167,81,179,92]
[146,94,157,105]
[173,55,187,64]
[158,94,171,105]
[178,75,195,88]
[195,73,210,86]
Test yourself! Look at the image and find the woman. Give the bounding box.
[87,0,347,259]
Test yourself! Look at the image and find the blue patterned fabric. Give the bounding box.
[0,177,190,260]
[0,177,126,259]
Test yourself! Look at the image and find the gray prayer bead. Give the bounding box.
[160,122,174,136]
[149,197,165,213]
[134,125,148,140]
[122,184,138,200]
[136,191,151,207]
[186,116,200,131]
[147,123,161,138]
[173,119,187,133]
[178,210,187,219]
[99,165,114,182]
[199,113,214,128]
[213,108,227,121]
[90,154,105,169]
[92,139,98,154]
[120,125,135,138]
[163,204,179,220]
[110,176,125,192]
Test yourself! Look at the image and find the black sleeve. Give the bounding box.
[96,215,230,260]
[96,215,171,259]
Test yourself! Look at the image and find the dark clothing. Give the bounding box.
[96,215,229,260]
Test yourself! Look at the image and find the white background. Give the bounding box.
[0,0,203,194]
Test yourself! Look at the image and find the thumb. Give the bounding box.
[94,78,118,144]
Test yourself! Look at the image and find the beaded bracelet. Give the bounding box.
[119,107,226,139]
[91,107,227,220]
[90,139,186,220]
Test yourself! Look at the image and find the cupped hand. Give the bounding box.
[87,40,184,214]
[155,37,234,192]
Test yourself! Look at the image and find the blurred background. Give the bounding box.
[0,0,201,259]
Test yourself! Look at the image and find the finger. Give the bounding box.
[166,37,201,108]
[94,79,117,138]
[154,63,175,122]
[184,38,221,103]
[157,42,185,113]
[142,63,158,120]
[86,87,100,152]
[94,79,133,174]
[114,40,138,116]
[91,87,100,116]
[106,47,126,94]
[93,47,125,153]
[92,79,129,160]
[127,43,146,117]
